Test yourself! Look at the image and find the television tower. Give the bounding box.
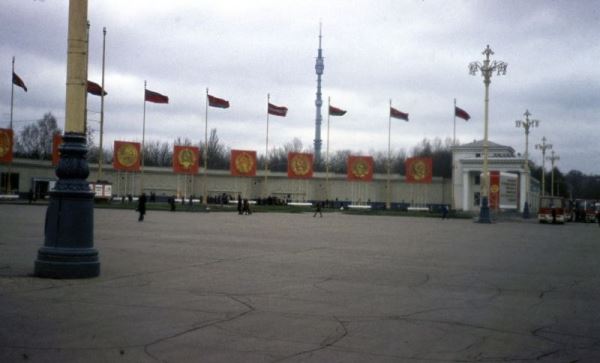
[313,23,324,163]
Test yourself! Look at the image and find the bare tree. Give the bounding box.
[15,112,61,160]
[205,128,229,169]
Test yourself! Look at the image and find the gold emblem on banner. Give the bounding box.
[0,132,10,158]
[290,155,310,176]
[235,152,254,173]
[490,184,500,193]
[178,148,195,169]
[411,160,427,180]
[117,143,138,167]
[352,159,369,178]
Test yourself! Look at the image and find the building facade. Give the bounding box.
[2,158,451,208]
[452,140,540,213]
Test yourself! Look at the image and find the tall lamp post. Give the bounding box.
[547,150,560,196]
[469,45,507,223]
[515,110,539,218]
[535,136,552,197]
[34,0,99,278]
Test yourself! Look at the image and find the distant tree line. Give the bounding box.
[12,112,600,199]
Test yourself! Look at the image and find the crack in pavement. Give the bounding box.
[142,294,256,361]
[270,315,348,362]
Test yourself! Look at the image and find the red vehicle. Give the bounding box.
[538,196,566,224]
[572,199,597,223]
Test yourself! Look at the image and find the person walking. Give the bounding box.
[137,193,147,222]
[237,195,243,215]
[313,201,323,218]
[441,205,449,220]
[242,198,252,215]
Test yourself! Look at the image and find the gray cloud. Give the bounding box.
[1,0,598,174]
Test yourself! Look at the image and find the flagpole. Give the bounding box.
[203,87,208,206]
[7,57,15,193]
[10,57,15,130]
[386,99,392,209]
[84,21,90,133]
[264,93,270,198]
[451,98,456,211]
[141,80,146,193]
[98,27,106,181]
[325,96,331,201]
[453,98,457,146]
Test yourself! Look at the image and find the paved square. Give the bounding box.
[1,204,599,362]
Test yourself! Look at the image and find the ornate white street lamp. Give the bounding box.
[547,150,560,196]
[515,110,539,218]
[469,45,507,223]
[535,136,552,196]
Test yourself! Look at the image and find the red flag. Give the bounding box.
[52,133,62,166]
[390,107,409,121]
[208,94,230,108]
[0,128,14,164]
[347,155,374,182]
[489,171,500,209]
[230,150,257,177]
[145,89,169,104]
[455,106,470,121]
[87,80,107,96]
[405,157,433,183]
[329,105,347,116]
[287,152,314,179]
[268,102,287,117]
[113,141,141,172]
[12,72,27,92]
[173,145,200,174]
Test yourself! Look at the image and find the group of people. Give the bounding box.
[237,195,252,215]
[136,193,329,221]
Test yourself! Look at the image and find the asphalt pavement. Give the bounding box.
[1,204,599,362]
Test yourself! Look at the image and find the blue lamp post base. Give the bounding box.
[34,132,99,279]
[523,201,530,219]
[477,196,492,223]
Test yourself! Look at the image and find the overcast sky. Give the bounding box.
[1,0,599,174]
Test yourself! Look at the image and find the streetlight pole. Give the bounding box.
[469,45,507,223]
[515,110,539,218]
[535,136,552,197]
[547,150,560,196]
[35,0,99,278]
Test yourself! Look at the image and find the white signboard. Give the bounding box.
[499,172,518,209]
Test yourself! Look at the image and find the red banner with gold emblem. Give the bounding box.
[489,171,500,209]
[173,145,199,174]
[231,149,257,177]
[52,133,62,166]
[287,152,313,179]
[113,141,141,172]
[0,128,13,164]
[347,155,374,182]
[405,157,432,183]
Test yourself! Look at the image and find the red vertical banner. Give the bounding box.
[0,129,13,164]
[113,141,141,172]
[173,145,200,174]
[52,133,63,166]
[489,171,500,209]
[405,157,433,183]
[347,155,374,182]
[287,152,313,179]
[230,150,257,177]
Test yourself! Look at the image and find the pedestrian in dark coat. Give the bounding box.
[137,193,147,222]
[237,195,243,215]
[313,202,323,218]
[441,205,449,219]
[242,199,252,215]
